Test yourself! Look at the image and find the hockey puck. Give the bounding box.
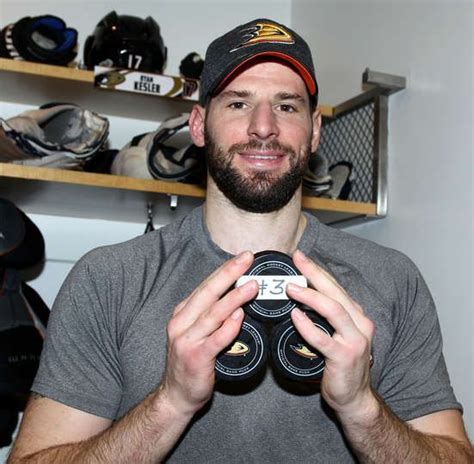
[215,316,267,382]
[271,312,334,382]
[236,250,307,322]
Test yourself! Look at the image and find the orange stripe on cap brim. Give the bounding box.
[215,51,317,97]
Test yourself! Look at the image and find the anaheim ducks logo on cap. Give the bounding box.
[231,21,294,52]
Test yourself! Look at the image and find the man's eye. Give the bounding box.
[279,104,297,113]
[228,101,246,109]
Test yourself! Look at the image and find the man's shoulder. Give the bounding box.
[75,207,202,273]
[313,221,421,290]
[317,223,403,261]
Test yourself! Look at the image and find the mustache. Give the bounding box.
[227,139,296,156]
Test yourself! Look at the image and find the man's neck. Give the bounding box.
[204,184,307,256]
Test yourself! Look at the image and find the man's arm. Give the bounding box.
[287,250,472,463]
[9,252,258,463]
[338,392,472,463]
[8,391,192,463]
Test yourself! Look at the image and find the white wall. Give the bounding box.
[292,0,473,435]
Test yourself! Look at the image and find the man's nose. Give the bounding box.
[247,103,279,140]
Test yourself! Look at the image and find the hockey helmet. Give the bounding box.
[84,11,167,73]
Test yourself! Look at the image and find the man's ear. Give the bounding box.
[188,105,206,147]
[311,109,322,153]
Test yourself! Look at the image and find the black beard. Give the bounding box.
[204,130,311,213]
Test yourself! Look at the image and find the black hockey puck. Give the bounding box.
[236,250,307,322]
[215,316,267,382]
[271,311,334,382]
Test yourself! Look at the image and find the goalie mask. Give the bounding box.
[112,113,205,184]
[84,11,167,73]
[0,15,78,66]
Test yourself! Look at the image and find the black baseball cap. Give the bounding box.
[199,18,318,106]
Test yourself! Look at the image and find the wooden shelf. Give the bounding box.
[0,163,376,225]
[0,58,335,118]
[0,58,92,83]
[0,163,204,198]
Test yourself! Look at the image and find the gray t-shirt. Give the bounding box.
[33,207,461,462]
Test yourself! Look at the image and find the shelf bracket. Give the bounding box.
[364,69,406,217]
[144,202,155,233]
[169,194,179,211]
[362,68,406,95]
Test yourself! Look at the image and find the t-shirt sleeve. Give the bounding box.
[32,250,123,420]
[375,255,462,421]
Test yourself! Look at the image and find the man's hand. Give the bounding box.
[160,251,259,416]
[286,250,472,463]
[286,249,376,419]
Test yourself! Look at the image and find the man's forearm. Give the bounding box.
[10,387,194,464]
[339,392,473,464]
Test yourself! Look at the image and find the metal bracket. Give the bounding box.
[362,68,406,95]
[330,68,406,118]
[144,202,155,233]
[365,69,405,217]
[169,194,178,210]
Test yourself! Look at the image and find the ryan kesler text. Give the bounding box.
[134,75,161,94]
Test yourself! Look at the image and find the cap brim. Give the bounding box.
[215,51,317,97]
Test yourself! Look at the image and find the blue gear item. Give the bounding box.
[0,15,78,65]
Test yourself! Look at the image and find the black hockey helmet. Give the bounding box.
[83,11,167,73]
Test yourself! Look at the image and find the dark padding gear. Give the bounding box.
[0,269,48,411]
[0,15,78,65]
[179,52,204,80]
[0,198,45,269]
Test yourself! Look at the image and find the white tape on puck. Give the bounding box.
[236,275,307,300]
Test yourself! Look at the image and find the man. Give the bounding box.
[9,18,472,463]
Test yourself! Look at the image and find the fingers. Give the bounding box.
[170,251,255,331]
[202,307,246,357]
[162,252,258,415]
[291,250,372,333]
[287,250,375,362]
[290,307,336,358]
[292,250,360,315]
[286,283,369,342]
[185,280,258,341]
